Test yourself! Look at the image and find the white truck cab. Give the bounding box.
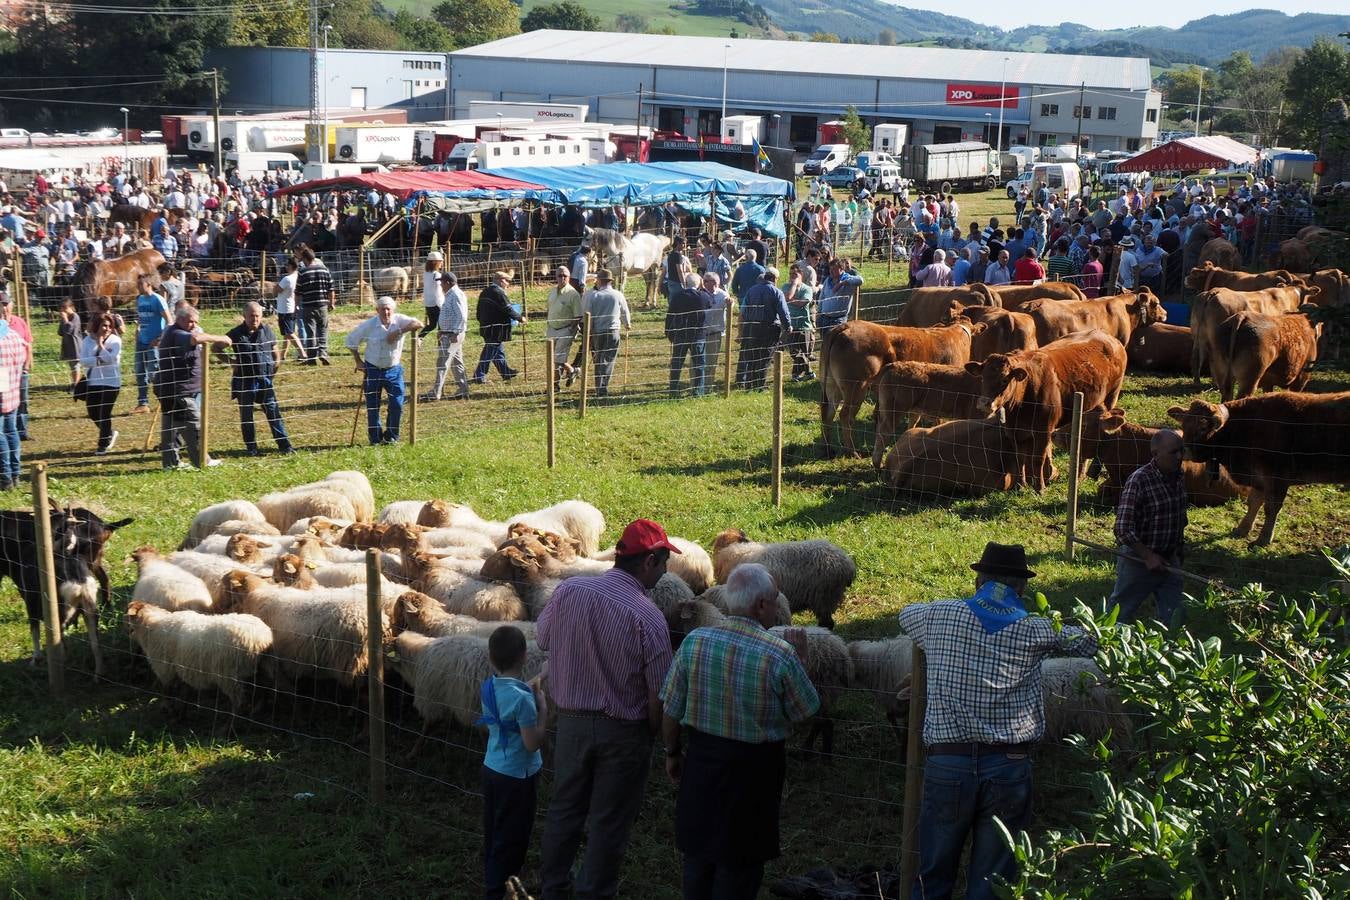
[802,143,851,176]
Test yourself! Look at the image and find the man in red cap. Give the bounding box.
[537,518,678,900]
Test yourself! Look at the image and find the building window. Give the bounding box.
[1072,105,1086,119]
[1040,103,1059,117]
[1126,138,1141,152]
[1146,108,1158,123]
[1038,133,1057,146]
[1098,106,1117,120]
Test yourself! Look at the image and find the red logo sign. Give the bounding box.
[946,84,1019,109]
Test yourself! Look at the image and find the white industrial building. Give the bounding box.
[448,31,1162,154]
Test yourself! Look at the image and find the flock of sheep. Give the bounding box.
[124,470,1128,754]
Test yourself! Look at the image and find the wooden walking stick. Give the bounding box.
[349,377,365,446]
[142,402,160,452]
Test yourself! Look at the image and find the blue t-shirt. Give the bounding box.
[136,293,169,347]
[481,676,541,779]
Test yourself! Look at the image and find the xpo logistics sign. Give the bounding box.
[946,83,1020,109]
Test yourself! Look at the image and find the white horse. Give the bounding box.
[584,228,671,307]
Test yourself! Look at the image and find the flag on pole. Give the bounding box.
[698,134,705,161]
[753,137,771,173]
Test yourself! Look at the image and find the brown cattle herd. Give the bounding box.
[819,248,1350,547]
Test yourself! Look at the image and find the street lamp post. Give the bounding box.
[119,107,129,175]
[721,43,731,129]
[321,25,332,166]
[771,113,781,147]
[984,112,992,145]
[996,56,1009,154]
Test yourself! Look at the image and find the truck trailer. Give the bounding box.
[901,141,1000,193]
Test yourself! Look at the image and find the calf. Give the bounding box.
[971,280,1086,311]
[1197,238,1242,272]
[1169,392,1350,546]
[896,287,984,327]
[1183,263,1300,294]
[1053,407,1248,506]
[1212,309,1319,400]
[1268,238,1314,274]
[1127,323,1194,374]
[1,509,103,676]
[965,330,1127,492]
[883,418,1016,496]
[1024,288,1166,347]
[871,361,984,469]
[962,306,1038,361]
[1191,284,1319,385]
[820,318,985,457]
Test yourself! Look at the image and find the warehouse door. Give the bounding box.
[789,115,817,150]
[350,87,367,109]
[658,107,683,132]
[933,124,962,144]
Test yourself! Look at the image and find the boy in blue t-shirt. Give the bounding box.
[477,625,548,900]
[131,273,171,412]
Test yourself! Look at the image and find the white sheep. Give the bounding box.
[390,630,545,738]
[130,546,213,613]
[390,591,538,641]
[209,518,281,540]
[649,572,696,619]
[214,570,388,688]
[507,500,605,557]
[378,500,427,526]
[257,488,358,533]
[712,529,856,629]
[1041,657,1130,745]
[403,551,527,622]
[698,584,792,625]
[420,526,498,558]
[769,624,853,756]
[287,516,353,539]
[591,536,714,595]
[182,500,270,549]
[435,503,509,543]
[126,601,273,712]
[168,549,264,600]
[270,553,405,605]
[317,471,377,522]
[373,265,414,299]
[847,636,914,737]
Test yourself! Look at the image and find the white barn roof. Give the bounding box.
[453,31,1153,92]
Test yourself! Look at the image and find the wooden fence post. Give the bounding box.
[198,344,210,468]
[771,350,784,506]
[1065,391,1084,561]
[578,312,591,419]
[723,304,734,399]
[366,550,386,804]
[30,462,63,696]
[546,339,556,468]
[408,338,419,447]
[898,647,927,899]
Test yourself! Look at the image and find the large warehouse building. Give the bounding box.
[448,31,1162,154]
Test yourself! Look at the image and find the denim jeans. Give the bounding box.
[701,333,724,395]
[134,344,159,407]
[914,752,1033,900]
[238,384,292,452]
[0,408,19,484]
[363,364,404,445]
[669,340,705,396]
[1108,551,1185,626]
[300,305,329,360]
[160,395,202,468]
[474,342,512,380]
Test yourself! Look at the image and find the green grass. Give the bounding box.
[382,0,760,38]
[3,188,1347,895]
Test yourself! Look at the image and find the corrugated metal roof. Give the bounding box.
[452,30,1153,91]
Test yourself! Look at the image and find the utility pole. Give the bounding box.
[211,70,222,175]
[635,82,643,160]
[1194,69,1203,139]
[1075,81,1085,149]
[308,0,320,163]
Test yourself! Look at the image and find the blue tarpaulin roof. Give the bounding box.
[484,161,795,208]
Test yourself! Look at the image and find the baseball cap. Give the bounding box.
[614,519,682,557]
[426,250,443,262]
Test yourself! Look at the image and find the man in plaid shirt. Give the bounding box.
[1109,428,1188,625]
[899,542,1097,900]
[660,563,818,899]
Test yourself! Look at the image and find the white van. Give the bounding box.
[226,151,305,180]
[802,143,851,176]
[1031,162,1081,199]
[865,164,906,192]
[854,151,899,171]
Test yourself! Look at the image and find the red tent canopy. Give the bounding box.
[1114,136,1257,173]
[271,169,544,199]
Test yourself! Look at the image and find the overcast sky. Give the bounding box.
[953,3,1331,31]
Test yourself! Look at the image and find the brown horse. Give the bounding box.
[72,248,166,313]
[106,205,180,234]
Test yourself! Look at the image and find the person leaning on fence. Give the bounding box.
[899,542,1099,900]
[784,263,816,382]
[581,268,630,400]
[545,266,583,388]
[345,296,421,447]
[77,312,121,455]
[697,272,731,396]
[815,257,864,341]
[0,314,26,488]
[1109,428,1187,626]
[423,272,470,403]
[220,301,294,457]
[735,266,791,391]
[667,273,711,398]
[473,270,524,386]
[1,292,32,441]
[155,304,231,471]
[536,518,677,900]
[478,624,549,900]
[729,248,763,304]
[660,563,819,900]
[295,245,335,366]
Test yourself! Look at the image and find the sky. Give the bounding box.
[948,2,1336,32]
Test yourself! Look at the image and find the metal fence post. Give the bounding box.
[198,344,210,468]
[546,339,556,469]
[771,350,784,506]
[408,337,419,447]
[366,550,386,804]
[578,313,591,419]
[30,463,64,694]
[723,304,734,399]
[899,648,927,898]
[1065,391,1084,560]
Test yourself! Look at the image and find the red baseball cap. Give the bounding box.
[614,519,682,557]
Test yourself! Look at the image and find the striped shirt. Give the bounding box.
[660,617,819,744]
[0,326,26,413]
[899,585,1098,746]
[536,568,672,722]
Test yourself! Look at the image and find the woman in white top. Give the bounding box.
[77,313,122,454]
[421,250,446,336]
[272,256,306,361]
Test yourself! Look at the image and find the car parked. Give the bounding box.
[823,165,863,189]
[1006,171,1033,199]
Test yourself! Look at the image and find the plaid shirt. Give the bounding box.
[0,327,27,413]
[899,583,1098,746]
[660,617,819,743]
[1114,460,1188,557]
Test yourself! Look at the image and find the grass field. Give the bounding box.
[381,0,757,38]
[2,188,1347,896]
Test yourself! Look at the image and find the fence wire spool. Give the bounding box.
[30,463,64,695]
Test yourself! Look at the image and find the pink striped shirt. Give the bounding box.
[536,567,672,722]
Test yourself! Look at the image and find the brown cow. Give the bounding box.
[1052,407,1248,506]
[883,418,1015,496]
[1190,284,1319,385]
[1183,262,1300,294]
[871,361,984,469]
[1023,288,1166,347]
[896,287,985,326]
[965,330,1127,491]
[1269,238,1315,274]
[971,280,1086,311]
[1197,238,1242,272]
[1211,309,1318,401]
[71,248,166,312]
[1168,392,1350,546]
[962,306,1038,361]
[106,205,180,234]
[820,318,986,457]
[1301,268,1350,308]
[1127,323,1194,374]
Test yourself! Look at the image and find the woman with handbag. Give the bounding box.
[77,313,122,455]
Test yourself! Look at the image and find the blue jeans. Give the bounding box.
[238,384,292,453]
[474,343,512,380]
[1108,551,1185,626]
[590,332,620,397]
[669,340,705,396]
[134,344,159,407]
[0,408,19,484]
[363,364,404,445]
[914,752,1033,900]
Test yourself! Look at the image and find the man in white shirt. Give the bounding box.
[423,272,470,402]
[984,249,1013,286]
[271,257,306,361]
[1116,236,1139,291]
[344,296,422,445]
